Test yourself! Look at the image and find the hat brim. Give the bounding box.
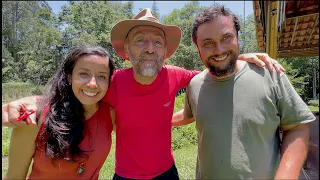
[111,19,182,60]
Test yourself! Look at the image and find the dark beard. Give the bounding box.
[208,52,238,77]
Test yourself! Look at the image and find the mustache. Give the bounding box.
[208,52,229,59]
[139,53,159,61]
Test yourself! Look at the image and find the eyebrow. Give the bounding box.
[200,33,233,42]
[132,31,165,39]
[78,68,109,74]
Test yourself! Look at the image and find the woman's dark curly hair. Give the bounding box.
[192,4,241,45]
[38,46,114,161]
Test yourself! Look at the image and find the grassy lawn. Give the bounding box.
[308,106,319,112]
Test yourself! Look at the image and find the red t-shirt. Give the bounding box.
[28,102,113,180]
[103,65,199,179]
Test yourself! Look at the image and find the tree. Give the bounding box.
[280,57,319,100]
[151,1,160,19]
[238,14,260,54]
[2,1,60,84]
[163,1,205,69]
[58,1,134,69]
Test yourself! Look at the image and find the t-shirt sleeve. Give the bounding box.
[102,74,117,108]
[183,85,194,119]
[171,66,200,89]
[275,73,316,125]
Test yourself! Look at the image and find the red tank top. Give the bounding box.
[28,102,113,179]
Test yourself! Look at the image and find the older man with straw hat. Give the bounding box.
[104,8,284,180]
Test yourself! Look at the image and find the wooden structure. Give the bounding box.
[253,1,319,58]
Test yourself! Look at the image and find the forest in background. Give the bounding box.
[2,1,319,101]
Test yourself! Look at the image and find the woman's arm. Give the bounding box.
[3,125,40,179]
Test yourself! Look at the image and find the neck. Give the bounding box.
[133,70,158,85]
[210,60,245,79]
[82,103,99,120]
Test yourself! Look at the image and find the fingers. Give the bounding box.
[7,102,29,128]
[8,103,23,121]
[279,64,286,72]
[252,56,266,67]
[262,54,275,72]
[24,113,37,125]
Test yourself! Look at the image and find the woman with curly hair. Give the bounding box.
[3,46,115,179]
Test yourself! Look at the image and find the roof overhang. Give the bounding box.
[253,1,319,58]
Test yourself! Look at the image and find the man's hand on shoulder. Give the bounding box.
[238,53,286,73]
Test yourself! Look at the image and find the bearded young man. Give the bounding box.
[172,4,315,180]
[3,8,285,180]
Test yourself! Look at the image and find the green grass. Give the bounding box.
[2,82,44,104]
[308,106,319,112]
[174,144,197,179]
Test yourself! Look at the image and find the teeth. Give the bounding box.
[83,90,98,97]
[212,54,228,61]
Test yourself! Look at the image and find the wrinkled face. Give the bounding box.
[125,26,167,77]
[196,16,240,77]
[69,55,110,106]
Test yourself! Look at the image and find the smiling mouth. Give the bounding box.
[82,90,98,97]
[211,53,229,61]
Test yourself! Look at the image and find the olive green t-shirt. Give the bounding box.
[184,62,315,179]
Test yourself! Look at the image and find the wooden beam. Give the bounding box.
[290,17,299,46]
[265,1,271,54]
[279,44,319,51]
[270,1,278,58]
[307,14,319,44]
[286,10,319,19]
[254,1,262,50]
[278,51,319,58]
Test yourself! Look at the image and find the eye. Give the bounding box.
[222,35,231,41]
[204,41,213,46]
[79,72,89,77]
[98,75,107,80]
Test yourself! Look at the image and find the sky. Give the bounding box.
[47,1,253,18]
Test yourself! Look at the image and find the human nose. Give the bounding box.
[145,40,156,54]
[213,43,224,55]
[87,76,98,88]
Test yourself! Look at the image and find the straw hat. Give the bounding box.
[111,8,182,60]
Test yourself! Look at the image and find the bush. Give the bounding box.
[308,99,319,107]
[172,124,197,150]
[172,93,198,150]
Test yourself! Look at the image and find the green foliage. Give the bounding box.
[172,93,198,150]
[239,14,260,53]
[279,57,319,100]
[2,127,12,157]
[308,100,319,107]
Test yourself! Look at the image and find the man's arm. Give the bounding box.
[2,96,41,128]
[110,107,116,132]
[238,53,285,73]
[275,123,310,179]
[172,109,195,126]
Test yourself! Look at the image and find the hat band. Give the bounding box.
[138,16,160,23]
